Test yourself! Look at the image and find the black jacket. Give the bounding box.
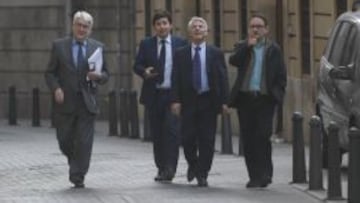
[228,39,287,107]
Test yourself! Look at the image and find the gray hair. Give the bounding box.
[187,16,208,32]
[73,11,93,27]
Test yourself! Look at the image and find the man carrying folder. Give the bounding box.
[45,10,109,188]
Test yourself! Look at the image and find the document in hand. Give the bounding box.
[88,47,103,74]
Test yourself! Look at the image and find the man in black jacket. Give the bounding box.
[133,10,187,182]
[228,14,287,188]
[171,16,229,187]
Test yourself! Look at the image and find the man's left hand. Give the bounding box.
[87,71,102,81]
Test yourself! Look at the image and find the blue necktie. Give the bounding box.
[193,46,202,93]
[158,39,166,83]
[77,41,86,69]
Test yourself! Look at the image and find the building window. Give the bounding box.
[195,0,201,16]
[300,0,310,74]
[275,0,283,50]
[213,0,221,47]
[240,0,247,39]
[166,0,172,13]
[145,0,151,36]
[336,0,347,17]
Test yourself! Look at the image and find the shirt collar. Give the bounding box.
[254,38,265,48]
[72,38,87,46]
[192,42,206,50]
[157,35,171,44]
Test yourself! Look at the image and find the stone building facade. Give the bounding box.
[0,0,356,140]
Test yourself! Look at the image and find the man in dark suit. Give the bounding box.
[133,10,187,182]
[45,11,109,188]
[228,14,287,188]
[171,16,229,187]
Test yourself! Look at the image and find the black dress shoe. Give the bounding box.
[162,168,175,181]
[187,167,196,182]
[197,177,208,187]
[74,182,85,188]
[154,171,164,181]
[246,179,270,188]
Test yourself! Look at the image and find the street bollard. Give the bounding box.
[221,113,233,154]
[143,108,152,142]
[129,90,140,139]
[327,122,343,200]
[32,88,41,127]
[308,115,323,190]
[292,112,307,183]
[119,89,129,137]
[348,127,360,203]
[108,90,118,136]
[8,86,17,125]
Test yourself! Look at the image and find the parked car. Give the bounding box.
[317,11,360,167]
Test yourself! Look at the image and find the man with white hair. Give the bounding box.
[171,16,229,187]
[45,10,109,188]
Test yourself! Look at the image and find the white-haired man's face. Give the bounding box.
[188,19,208,44]
[72,18,92,42]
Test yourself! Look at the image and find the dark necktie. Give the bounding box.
[158,39,166,83]
[193,46,202,93]
[76,41,86,69]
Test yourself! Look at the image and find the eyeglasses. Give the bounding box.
[249,24,265,29]
[74,22,90,29]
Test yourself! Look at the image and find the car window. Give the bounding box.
[324,22,341,58]
[326,21,357,67]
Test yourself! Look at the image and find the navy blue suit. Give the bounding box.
[133,36,187,176]
[171,44,229,179]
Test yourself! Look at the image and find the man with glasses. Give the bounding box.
[45,10,109,188]
[228,14,287,188]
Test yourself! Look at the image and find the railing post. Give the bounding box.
[8,86,17,125]
[32,87,41,127]
[327,121,343,200]
[129,90,140,139]
[221,113,233,154]
[119,89,129,137]
[108,90,118,136]
[308,115,323,190]
[348,127,360,203]
[292,112,307,183]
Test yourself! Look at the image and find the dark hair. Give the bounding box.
[250,13,268,26]
[152,10,172,25]
[352,0,360,11]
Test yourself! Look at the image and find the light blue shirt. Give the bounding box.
[192,42,209,93]
[72,39,87,67]
[249,42,265,91]
[157,35,173,89]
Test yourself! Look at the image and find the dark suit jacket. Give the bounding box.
[228,39,287,107]
[45,36,109,114]
[171,44,229,113]
[133,36,187,107]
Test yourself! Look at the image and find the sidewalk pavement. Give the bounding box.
[0,120,338,203]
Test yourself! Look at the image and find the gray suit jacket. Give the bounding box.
[45,36,109,114]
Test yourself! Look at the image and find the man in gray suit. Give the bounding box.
[45,10,109,188]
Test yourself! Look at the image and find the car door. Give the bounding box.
[319,20,357,114]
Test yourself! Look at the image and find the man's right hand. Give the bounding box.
[54,88,64,104]
[144,67,159,79]
[171,102,181,116]
[247,37,257,46]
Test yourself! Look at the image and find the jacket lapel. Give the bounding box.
[64,38,76,71]
[206,45,211,73]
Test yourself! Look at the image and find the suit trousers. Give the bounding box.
[182,93,218,178]
[55,94,96,182]
[148,89,180,172]
[235,92,276,182]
